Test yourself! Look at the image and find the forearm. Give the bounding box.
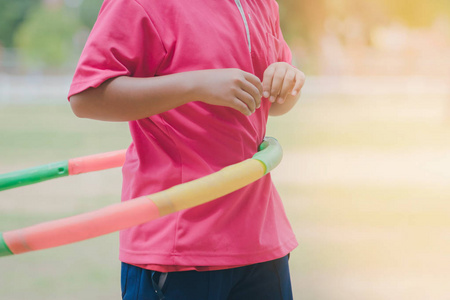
[69,73,198,122]
[70,69,263,121]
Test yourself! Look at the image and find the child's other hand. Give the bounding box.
[262,62,305,104]
[195,69,263,116]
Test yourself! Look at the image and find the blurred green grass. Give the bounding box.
[1,94,450,299]
[0,105,131,163]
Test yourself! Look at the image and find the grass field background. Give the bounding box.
[1,90,450,299]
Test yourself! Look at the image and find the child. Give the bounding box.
[69,0,305,299]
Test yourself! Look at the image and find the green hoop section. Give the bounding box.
[0,161,69,192]
[253,137,283,175]
[0,233,13,257]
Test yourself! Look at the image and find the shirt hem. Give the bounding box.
[119,236,298,271]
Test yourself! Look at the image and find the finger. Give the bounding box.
[276,69,296,104]
[223,95,251,116]
[269,67,287,103]
[230,98,252,116]
[243,72,263,109]
[241,80,262,110]
[243,72,263,95]
[291,71,306,96]
[262,65,276,99]
[235,88,257,114]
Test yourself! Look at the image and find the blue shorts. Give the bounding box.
[121,255,293,300]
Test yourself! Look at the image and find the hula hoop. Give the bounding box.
[0,137,282,257]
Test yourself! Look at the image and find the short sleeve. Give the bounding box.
[68,0,166,99]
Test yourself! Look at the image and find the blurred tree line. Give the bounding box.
[0,0,103,71]
[279,0,450,71]
[0,0,449,73]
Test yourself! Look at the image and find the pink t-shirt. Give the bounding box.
[69,0,297,271]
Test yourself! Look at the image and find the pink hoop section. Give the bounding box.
[68,150,126,175]
[3,196,159,254]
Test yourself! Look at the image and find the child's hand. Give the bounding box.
[194,69,263,116]
[262,62,305,104]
